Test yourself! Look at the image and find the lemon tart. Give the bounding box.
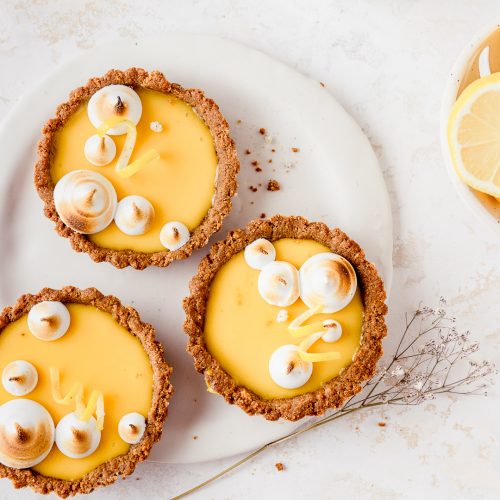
[0,287,173,497]
[35,68,239,269]
[184,216,387,421]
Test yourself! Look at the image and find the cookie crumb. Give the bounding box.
[275,463,285,471]
[251,161,258,166]
[236,119,242,124]
[320,82,325,87]
[259,127,266,135]
[378,422,386,427]
[249,186,258,193]
[136,477,141,481]
[291,147,300,153]
[271,148,276,153]
[267,180,280,192]
[268,159,272,164]
[256,167,262,172]
[260,213,266,219]
[193,435,198,440]
[245,149,251,155]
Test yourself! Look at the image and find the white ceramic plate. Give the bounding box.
[0,35,392,464]
[441,21,500,234]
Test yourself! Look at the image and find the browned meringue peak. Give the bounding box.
[160,221,190,251]
[27,301,70,341]
[114,195,155,236]
[257,261,300,307]
[2,361,38,396]
[55,412,101,459]
[299,252,357,313]
[84,134,117,166]
[244,238,276,270]
[0,399,55,469]
[53,170,118,234]
[87,84,142,136]
[118,412,146,444]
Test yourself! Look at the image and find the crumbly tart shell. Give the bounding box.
[35,67,240,270]
[184,215,388,421]
[0,286,173,498]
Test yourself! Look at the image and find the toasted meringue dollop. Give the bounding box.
[258,261,300,307]
[2,361,38,396]
[118,412,146,444]
[55,413,101,459]
[244,239,276,270]
[0,399,55,468]
[160,221,190,251]
[321,319,343,343]
[299,253,357,313]
[87,85,142,135]
[269,344,312,389]
[84,134,117,166]
[27,301,70,341]
[54,170,118,234]
[114,195,155,236]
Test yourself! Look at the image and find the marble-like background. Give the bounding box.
[0,1,499,498]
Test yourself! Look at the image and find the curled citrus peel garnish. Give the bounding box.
[96,116,160,178]
[287,306,341,363]
[288,304,324,338]
[298,332,341,362]
[76,390,105,431]
[50,367,105,430]
[50,367,83,405]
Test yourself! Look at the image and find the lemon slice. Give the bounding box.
[448,73,500,197]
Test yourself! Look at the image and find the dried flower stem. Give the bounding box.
[171,300,496,500]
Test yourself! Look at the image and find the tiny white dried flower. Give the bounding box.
[413,380,424,391]
[391,365,404,377]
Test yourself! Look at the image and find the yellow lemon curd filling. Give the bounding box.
[0,304,153,480]
[50,88,218,252]
[204,239,364,400]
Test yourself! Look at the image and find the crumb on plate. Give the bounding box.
[267,179,280,191]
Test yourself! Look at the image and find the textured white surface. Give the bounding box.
[0,1,499,499]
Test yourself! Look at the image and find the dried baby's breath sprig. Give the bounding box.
[172,301,496,499]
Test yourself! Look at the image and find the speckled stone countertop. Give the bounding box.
[0,1,499,499]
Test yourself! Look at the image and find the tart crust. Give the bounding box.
[0,286,173,497]
[35,68,240,269]
[184,215,387,421]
